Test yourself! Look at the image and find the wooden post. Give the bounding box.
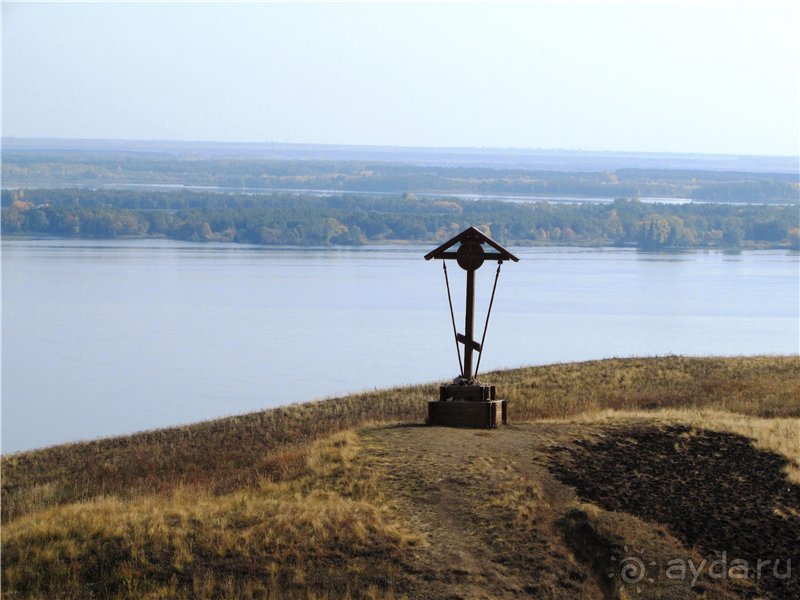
[463,267,475,380]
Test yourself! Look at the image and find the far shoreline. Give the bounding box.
[2,234,797,252]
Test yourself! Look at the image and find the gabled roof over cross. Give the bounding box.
[424,226,519,262]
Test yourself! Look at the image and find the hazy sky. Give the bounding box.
[2,1,799,155]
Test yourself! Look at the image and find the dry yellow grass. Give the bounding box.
[0,388,433,523]
[2,433,421,599]
[491,355,800,419]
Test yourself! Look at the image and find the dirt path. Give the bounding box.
[359,421,799,599]
[361,423,608,599]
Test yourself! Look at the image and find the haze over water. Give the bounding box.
[2,239,798,453]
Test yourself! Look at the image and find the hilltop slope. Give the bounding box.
[2,356,799,598]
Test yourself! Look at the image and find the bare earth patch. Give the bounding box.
[361,420,798,599]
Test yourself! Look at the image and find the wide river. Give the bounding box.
[2,239,798,453]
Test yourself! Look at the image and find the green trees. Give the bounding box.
[639,216,697,250]
[692,180,799,203]
[788,228,800,250]
[2,189,798,249]
[747,219,789,242]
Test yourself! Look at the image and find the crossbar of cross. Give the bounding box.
[425,227,518,380]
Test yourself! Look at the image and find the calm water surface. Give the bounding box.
[2,239,798,453]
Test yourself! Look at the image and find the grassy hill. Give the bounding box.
[2,356,799,598]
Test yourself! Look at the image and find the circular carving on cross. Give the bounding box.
[456,241,485,271]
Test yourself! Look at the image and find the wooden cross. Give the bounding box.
[425,227,519,380]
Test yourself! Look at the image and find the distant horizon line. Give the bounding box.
[3,136,798,160]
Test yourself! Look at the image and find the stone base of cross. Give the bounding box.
[427,397,508,428]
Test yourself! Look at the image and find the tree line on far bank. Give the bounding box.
[4,152,798,203]
[2,188,798,250]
